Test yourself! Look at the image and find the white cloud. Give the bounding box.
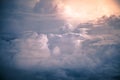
[10,30,99,69]
[12,31,50,68]
[61,23,74,32]
[53,46,61,56]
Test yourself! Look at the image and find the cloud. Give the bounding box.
[11,31,50,68]
[1,16,119,70]
[52,46,61,56]
[0,1,120,79]
[33,0,57,14]
[0,0,40,12]
[54,0,120,23]
[1,16,120,67]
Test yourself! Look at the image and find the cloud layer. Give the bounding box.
[1,15,120,80]
[0,0,120,80]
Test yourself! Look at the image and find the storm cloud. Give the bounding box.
[0,0,120,80]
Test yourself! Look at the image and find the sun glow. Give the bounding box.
[63,6,81,18]
[62,5,90,21]
[55,0,120,22]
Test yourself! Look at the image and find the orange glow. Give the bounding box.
[55,0,120,22]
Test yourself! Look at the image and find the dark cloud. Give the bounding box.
[0,0,64,34]
[0,0,39,11]
[115,0,120,6]
[33,0,56,14]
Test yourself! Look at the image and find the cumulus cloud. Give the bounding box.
[1,16,120,70]
[1,0,120,79]
[11,31,50,68]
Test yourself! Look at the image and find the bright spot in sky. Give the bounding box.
[36,0,40,3]
[55,0,120,22]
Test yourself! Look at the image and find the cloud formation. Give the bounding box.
[54,0,120,23]
[0,0,120,80]
[1,15,120,67]
[1,15,120,80]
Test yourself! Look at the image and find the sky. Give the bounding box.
[55,0,120,22]
[0,0,120,80]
